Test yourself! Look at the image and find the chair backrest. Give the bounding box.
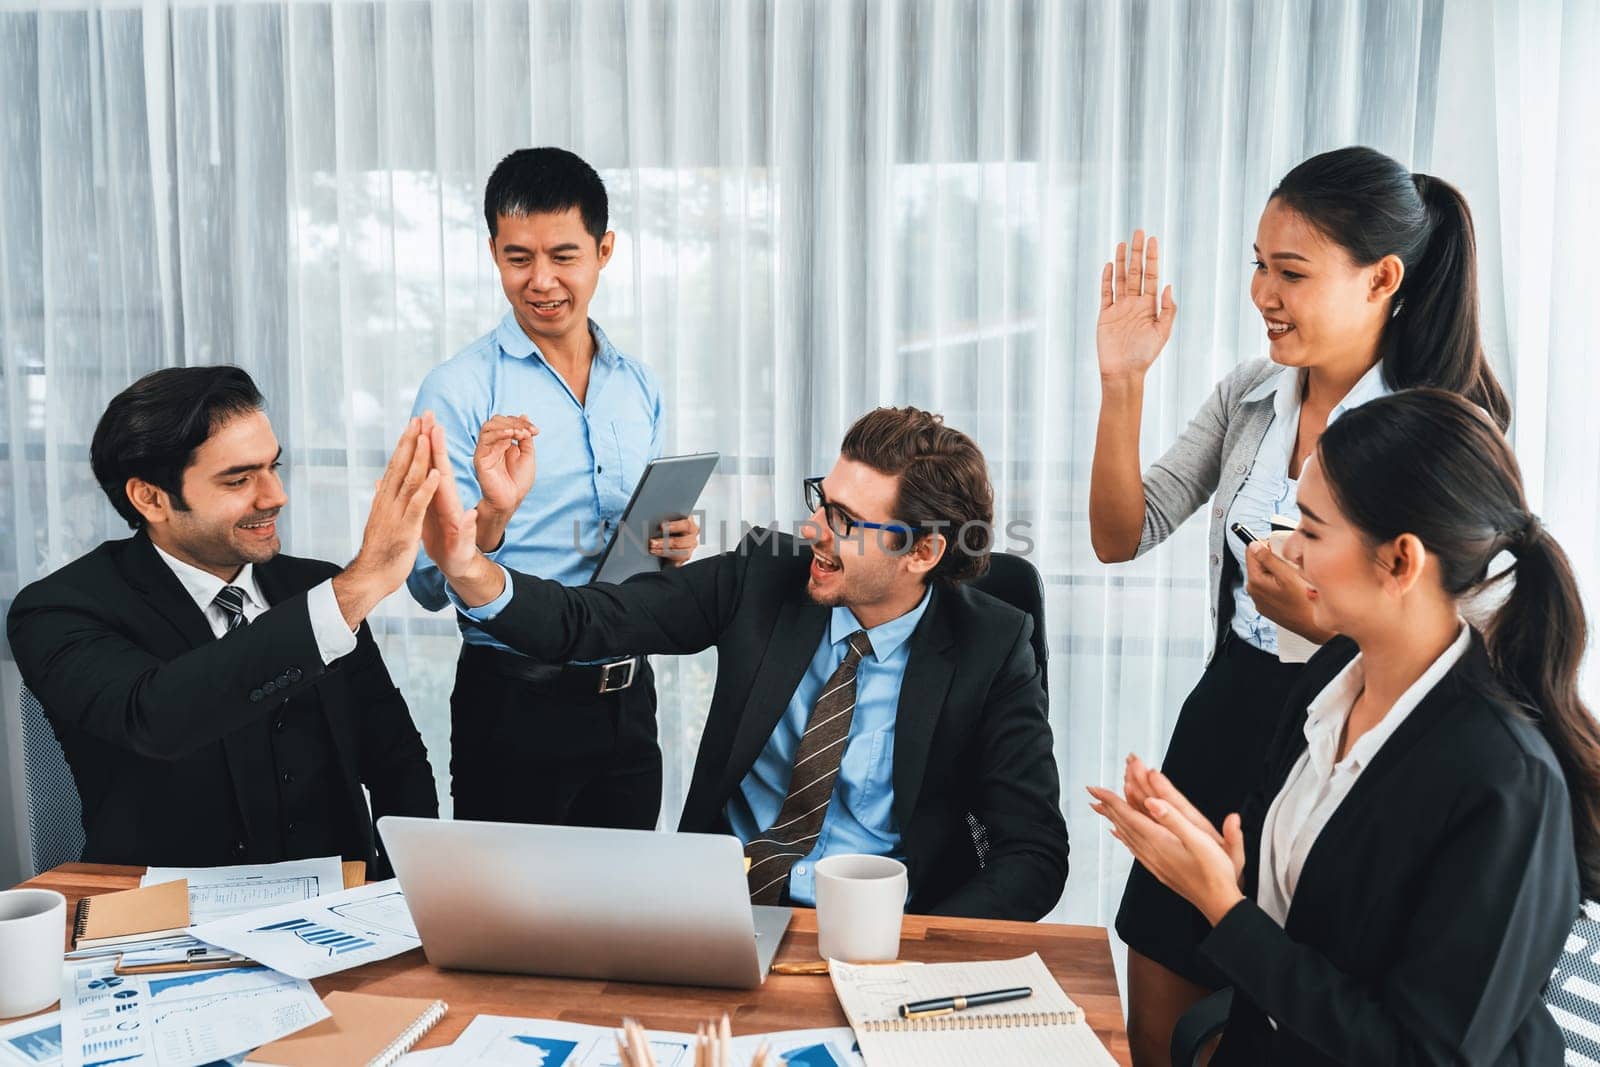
[970,551,1049,693]
[19,685,85,875]
[1547,901,1600,1056]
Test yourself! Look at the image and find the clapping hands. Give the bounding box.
[1087,755,1246,926]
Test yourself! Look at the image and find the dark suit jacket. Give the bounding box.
[475,530,1069,921]
[6,531,438,874]
[1201,634,1577,1065]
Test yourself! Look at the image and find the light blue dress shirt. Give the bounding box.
[407,312,662,652]
[726,587,933,906]
[1226,361,1391,652]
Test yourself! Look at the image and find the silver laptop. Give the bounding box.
[377,816,793,989]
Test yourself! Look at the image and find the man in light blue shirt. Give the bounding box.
[407,148,695,830]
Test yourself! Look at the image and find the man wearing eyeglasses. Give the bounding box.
[420,406,1068,920]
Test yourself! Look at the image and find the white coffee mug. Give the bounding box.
[1268,527,1320,664]
[0,888,65,1018]
[814,854,907,962]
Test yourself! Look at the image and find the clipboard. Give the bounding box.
[589,452,719,585]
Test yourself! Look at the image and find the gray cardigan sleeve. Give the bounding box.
[1135,360,1270,558]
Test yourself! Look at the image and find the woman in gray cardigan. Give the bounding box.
[1091,146,1510,1067]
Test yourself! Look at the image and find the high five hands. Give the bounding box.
[420,419,503,607]
[331,414,444,628]
[1097,229,1177,381]
[1087,754,1246,926]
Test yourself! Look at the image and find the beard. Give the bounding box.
[806,556,897,611]
[165,508,282,573]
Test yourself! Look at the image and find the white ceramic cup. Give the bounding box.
[0,888,65,1018]
[814,854,907,962]
[1268,528,1320,664]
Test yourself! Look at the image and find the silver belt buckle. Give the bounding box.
[597,658,636,694]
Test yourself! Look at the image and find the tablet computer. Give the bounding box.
[590,451,720,584]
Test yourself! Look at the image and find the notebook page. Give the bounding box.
[830,953,1083,1030]
[854,1023,1120,1067]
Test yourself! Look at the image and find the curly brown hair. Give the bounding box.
[839,407,994,586]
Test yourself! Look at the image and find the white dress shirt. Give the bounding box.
[151,543,357,663]
[1225,361,1391,653]
[1256,622,1472,925]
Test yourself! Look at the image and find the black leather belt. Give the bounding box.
[461,644,642,695]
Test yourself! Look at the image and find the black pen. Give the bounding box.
[898,985,1033,1019]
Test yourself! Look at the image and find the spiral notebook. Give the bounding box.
[829,953,1118,1066]
[72,878,191,950]
[245,991,447,1067]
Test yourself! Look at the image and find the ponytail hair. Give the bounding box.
[1318,389,1600,895]
[1271,148,1510,430]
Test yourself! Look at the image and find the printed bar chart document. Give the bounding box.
[190,881,421,980]
[0,1013,62,1067]
[440,1016,863,1067]
[61,959,325,1067]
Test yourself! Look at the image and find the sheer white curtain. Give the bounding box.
[2,0,1595,921]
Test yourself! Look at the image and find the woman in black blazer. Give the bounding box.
[1091,389,1599,1064]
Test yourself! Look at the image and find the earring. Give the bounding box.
[1390,296,1405,319]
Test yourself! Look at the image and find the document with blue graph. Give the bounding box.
[439,1017,863,1067]
[60,958,324,1067]
[0,1012,63,1067]
[189,880,422,979]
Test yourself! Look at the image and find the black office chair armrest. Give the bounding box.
[1171,988,1233,1067]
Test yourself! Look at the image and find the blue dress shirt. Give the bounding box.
[726,587,933,906]
[407,312,662,652]
[1225,361,1390,652]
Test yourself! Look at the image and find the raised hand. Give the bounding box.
[470,414,537,553]
[333,416,443,627]
[421,421,482,582]
[1097,229,1177,380]
[422,421,509,609]
[473,414,538,515]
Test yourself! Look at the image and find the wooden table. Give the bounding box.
[16,863,1129,1063]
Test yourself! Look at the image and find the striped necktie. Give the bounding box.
[213,585,249,632]
[745,629,874,904]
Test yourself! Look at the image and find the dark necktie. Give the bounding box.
[745,630,874,904]
[213,585,249,632]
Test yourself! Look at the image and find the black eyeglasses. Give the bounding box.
[803,477,921,540]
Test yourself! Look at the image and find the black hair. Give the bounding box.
[483,147,608,243]
[90,366,265,528]
[1271,146,1511,430]
[1318,389,1600,895]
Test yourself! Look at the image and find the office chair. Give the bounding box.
[966,552,1051,871]
[1546,901,1600,1058]
[19,684,85,876]
[971,551,1049,694]
[1171,988,1232,1066]
[1172,901,1600,1064]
